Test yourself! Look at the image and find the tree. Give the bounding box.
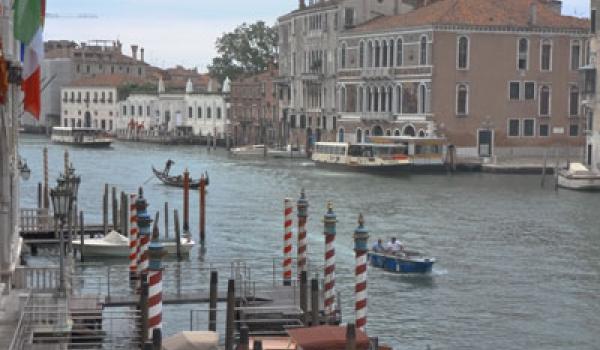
[208,21,278,83]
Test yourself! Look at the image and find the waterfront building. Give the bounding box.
[230,65,279,147]
[583,2,600,170]
[117,78,230,141]
[336,0,588,160]
[276,0,428,149]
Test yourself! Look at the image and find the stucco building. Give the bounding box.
[584,2,600,170]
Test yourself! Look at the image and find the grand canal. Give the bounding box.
[19,135,600,350]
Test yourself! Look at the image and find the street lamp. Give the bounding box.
[50,183,73,294]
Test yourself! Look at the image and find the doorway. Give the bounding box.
[478,129,493,157]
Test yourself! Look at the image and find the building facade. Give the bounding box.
[584,1,600,170]
[336,0,589,159]
[230,67,279,147]
[276,0,423,149]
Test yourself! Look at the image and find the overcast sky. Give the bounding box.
[44,0,591,71]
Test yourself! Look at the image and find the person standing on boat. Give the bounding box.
[372,239,385,253]
[164,159,175,175]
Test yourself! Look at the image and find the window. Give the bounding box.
[571,40,581,70]
[389,40,394,67]
[338,128,344,142]
[217,107,222,119]
[382,42,388,67]
[396,38,403,66]
[130,105,135,115]
[508,119,520,137]
[207,107,212,118]
[138,106,143,116]
[147,106,150,116]
[569,85,580,117]
[341,43,346,68]
[188,107,193,118]
[570,124,579,136]
[344,8,354,27]
[402,83,419,114]
[539,86,550,116]
[523,119,535,137]
[374,41,380,68]
[456,84,468,115]
[592,9,597,34]
[420,36,427,65]
[509,82,520,100]
[122,105,127,116]
[525,82,535,100]
[359,42,364,68]
[539,124,549,137]
[518,38,528,70]
[419,84,427,114]
[541,39,552,71]
[457,36,469,69]
[356,128,362,143]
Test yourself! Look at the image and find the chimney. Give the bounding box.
[131,45,138,61]
[299,0,306,9]
[140,48,145,62]
[528,3,537,26]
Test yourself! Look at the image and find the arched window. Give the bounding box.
[364,129,370,142]
[207,107,212,118]
[382,41,388,67]
[368,41,373,67]
[386,129,392,136]
[356,128,362,143]
[358,87,364,112]
[541,39,552,71]
[373,88,379,112]
[394,129,400,136]
[374,41,380,68]
[76,119,81,127]
[457,84,468,115]
[188,107,193,118]
[540,85,550,116]
[570,85,579,116]
[403,125,415,136]
[518,38,528,70]
[420,36,427,65]
[389,40,394,67]
[571,40,581,70]
[217,107,222,119]
[338,128,345,142]
[367,88,372,112]
[341,43,347,68]
[198,107,202,118]
[458,36,469,69]
[359,41,365,68]
[396,38,403,66]
[388,86,393,112]
[396,85,402,114]
[420,84,427,114]
[373,125,384,136]
[340,86,347,112]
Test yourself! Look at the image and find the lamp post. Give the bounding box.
[50,183,73,294]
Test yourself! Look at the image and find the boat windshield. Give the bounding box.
[315,144,347,155]
[348,144,408,157]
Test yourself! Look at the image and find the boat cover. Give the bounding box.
[102,231,129,245]
[287,326,370,350]
[162,331,219,350]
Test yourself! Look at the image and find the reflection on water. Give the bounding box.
[19,135,600,350]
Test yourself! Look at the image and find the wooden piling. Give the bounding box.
[140,272,149,343]
[253,340,263,350]
[37,182,42,208]
[152,328,162,350]
[225,279,235,350]
[345,323,356,350]
[300,271,308,326]
[79,211,85,263]
[541,151,547,188]
[183,169,190,233]
[199,176,206,247]
[43,147,49,208]
[209,270,218,331]
[311,278,319,326]
[103,184,109,235]
[164,202,169,239]
[112,187,118,230]
[239,326,250,350]
[554,160,560,191]
[174,209,182,261]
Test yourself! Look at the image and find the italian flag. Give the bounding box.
[14,0,45,120]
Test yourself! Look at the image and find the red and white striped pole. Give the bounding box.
[323,202,337,320]
[283,198,293,286]
[136,188,150,282]
[148,214,166,339]
[296,189,308,279]
[129,193,138,281]
[353,214,369,331]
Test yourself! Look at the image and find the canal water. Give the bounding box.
[19,135,600,350]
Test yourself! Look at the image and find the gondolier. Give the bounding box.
[164,159,175,175]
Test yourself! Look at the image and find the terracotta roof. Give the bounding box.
[351,0,589,33]
[286,0,343,16]
[286,326,370,350]
[67,74,151,88]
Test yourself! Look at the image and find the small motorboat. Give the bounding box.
[230,144,266,157]
[267,145,307,159]
[72,231,195,257]
[557,162,600,191]
[368,250,435,274]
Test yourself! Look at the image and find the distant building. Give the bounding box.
[336,0,589,159]
[584,2,599,169]
[230,66,279,147]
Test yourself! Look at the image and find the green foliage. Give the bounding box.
[208,21,278,83]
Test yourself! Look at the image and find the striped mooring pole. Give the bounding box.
[296,189,308,279]
[323,201,337,320]
[147,214,166,340]
[354,214,369,331]
[128,193,139,281]
[136,188,152,284]
[283,198,293,286]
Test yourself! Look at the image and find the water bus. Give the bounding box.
[312,136,447,172]
[51,127,113,148]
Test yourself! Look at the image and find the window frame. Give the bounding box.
[524,81,536,100]
[569,84,580,117]
[456,83,469,116]
[522,118,535,137]
[540,39,553,72]
[396,38,403,67]
[569,123,579,137]
[509,81,521,101]
[508,119,521,137]
[457,35,470,70]
[419,35,428,66]
[539,85,551,117]
[517,38,529,71]
[571,40,581,71]
[539,123,550,137]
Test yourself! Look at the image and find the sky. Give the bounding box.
[45,0,591,71]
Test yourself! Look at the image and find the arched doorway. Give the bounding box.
[84,112,92,128]
[403,125,416,136]
[372,125,384,136]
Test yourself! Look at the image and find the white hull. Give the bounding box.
[72,238,195,257]
[230,145,266,157]
[557,163,600,191]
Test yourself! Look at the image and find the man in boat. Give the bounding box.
[164,159,175,175]
[385,237,404,255]
[372,239,385,253]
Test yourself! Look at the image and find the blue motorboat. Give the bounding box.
[368,250,435,274]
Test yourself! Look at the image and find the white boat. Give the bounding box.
[267,145,307,159]
[51,127,113,148]
[230,144,266,157]
[72,231,195,257]
[557,162,600,191]
[312,136,447,172]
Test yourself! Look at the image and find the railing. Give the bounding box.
[19,208,53,233]
[13,266,60,292]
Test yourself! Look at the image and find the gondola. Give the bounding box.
[151,166,209,189]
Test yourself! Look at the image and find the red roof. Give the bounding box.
[67,74,151,87]
[351,0,588,33]
[287,326,370,350]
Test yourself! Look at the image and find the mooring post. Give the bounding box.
[354,214,369,331]
[103,184,109,235]
[209,270,218,331]
[129,193,139,282]
[199,174,206,247]
[79,211,85,263]
[554,160,560,191]
[63,149,69,177]
[345,323,357,350]
[43,147,49,208]
[541,151,548,188]
[121,192,128,235]
[112,187,118,231]
[239,325,250,350]
[152,328,162,350]
[139,271,149,343]
[297,189,308,280]
[253,340,263,350]
[183,169,190,234]
[283,198,293,286]
[136,188,153,283]
[174,209,182,261]
[225,279,235,350]
[311,277,319,327]
[37,182,42,208]
[164,202,169,239]
[300,270,308,326]
[323,201,337,322]
[148,213,166,341]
